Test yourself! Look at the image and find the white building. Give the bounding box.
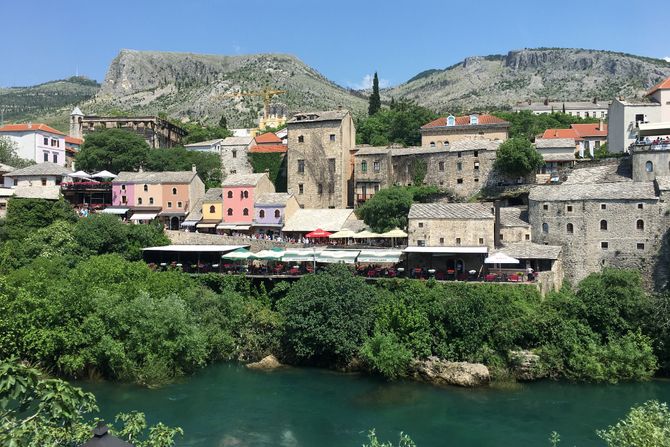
[4,162,71,200]
[0,123,67,166]
[184,138,224,153]
[514,100,609,119]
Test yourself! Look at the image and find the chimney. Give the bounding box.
[192,163,197,173]
[493,200,502,249]
[593,97,598,104]
[599,119,604,131]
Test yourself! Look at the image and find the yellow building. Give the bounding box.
[196,187,223,232]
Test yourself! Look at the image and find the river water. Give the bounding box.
[80,363,670,447]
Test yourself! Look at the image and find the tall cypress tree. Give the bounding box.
[368,72,381,116]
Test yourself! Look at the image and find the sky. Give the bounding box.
[2,0,670,88]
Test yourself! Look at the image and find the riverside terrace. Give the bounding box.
[141,244,562,291]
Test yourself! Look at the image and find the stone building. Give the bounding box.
[534,138,576,180]
[286,110,355,209]
[420,114,509,147]
[499,207,532,243]
[219,136,254,180]
[514,100,609,119]
[528,181,663,285]
[69,107,187,149]
[353,140,503,204]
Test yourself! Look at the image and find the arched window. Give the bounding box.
[143,184,148,192]
[637,219,644,230]
[243,190,249,199]
[542,223,548,233]
[227,191,233,199]
[243,208,249,216]
[227,208,233,216]
[600,220,608,230]
[259,210,265,218]
[137,197,143,205]
[646,161,654,172]
[209,205,216,213]
[444,141,449,147]
[274,209,280,218]
[172,187,177,195]
[430,142,436,147]
[149,197,154,205]
[567,223,574,234]
[446,115,455,126]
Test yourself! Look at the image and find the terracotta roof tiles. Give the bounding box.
[249,144,287,153]
[646,76,670,96]
[254,132,282,144]
[421,114,509,129]
[0,123,65,136]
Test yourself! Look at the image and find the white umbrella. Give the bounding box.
[92,170,117,179]
[380,228,408,238]
[484,252,520,264]
[329,229,357,239]
[353,230,382,239]
[69,170,91,179]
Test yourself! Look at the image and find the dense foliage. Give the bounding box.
[355,186,440,232]
[248,152,287,191]
[492,110,600,141]
[0,358,182,446]
[357,99,437,147]
[144,146,221,188]
[597,400,670,447]
[0,136,35,169]
[494,137,545,177]
[368,72,381,116]
[180,121,231,145]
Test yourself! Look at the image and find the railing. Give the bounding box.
[630,141,670,152]
[61,182,112,191]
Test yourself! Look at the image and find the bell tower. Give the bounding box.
[69,106,84,138]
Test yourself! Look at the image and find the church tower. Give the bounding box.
[69,106,84,138]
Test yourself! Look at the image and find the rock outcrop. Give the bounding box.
[411,357,490,387]
[509,350,545,381]
[246,355,282,370]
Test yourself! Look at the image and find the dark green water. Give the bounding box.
[79,363,670,447]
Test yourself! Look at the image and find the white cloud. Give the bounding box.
[348,73,390,90]
[664,56,670,63]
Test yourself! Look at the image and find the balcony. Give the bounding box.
[60,181,112,191]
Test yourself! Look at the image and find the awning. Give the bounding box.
[221,247,253,260]
[329,229,357,239]
[252,248,284,260]
[181,221,199,227]
[196,223,218,229]
[380,228,408,238]
[357,249,403,264]
[217,224,251,230]
[101,207,129,215]
[130,212,158,221]
[282,249,322,262]
[353,230,382,239]
[91,170,117,179]
[316,250,360,264]
[159,211,187,217]
[638,121,670,137]
[404,246,488,254]
[484,252,520,264]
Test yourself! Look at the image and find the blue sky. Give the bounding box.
[2,0,669,88]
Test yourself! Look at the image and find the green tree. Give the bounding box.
[76,129,150,173]
[277,265,378,367]
[358,99,437,147]
[368,72,381,116]
[145,146,222,188]
[3,197,75,242]
[181,122,231,145]
[361,331,413,379]
[493,110,599,141]
[218,114,228,129]
[597,400,670,447]
[0,358,183,446]
[494,137,544,177]
[355,186,438,232]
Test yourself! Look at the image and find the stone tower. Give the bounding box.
[69,106,84,138]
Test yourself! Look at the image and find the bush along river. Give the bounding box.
[78,363,670,447]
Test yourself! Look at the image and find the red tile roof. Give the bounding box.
[542,128,579,139]
[0,123,65,136]
[571,123,607,138]
[249,144,287,153]
[421,114,509,129]
[646,76,670,96]
[65,136,83,145]
[254,132,282,144]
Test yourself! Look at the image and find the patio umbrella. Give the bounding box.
[69,170,91,179]
[305,228,332,238]
[353,230,381,239]
[329,229,356,239]
[221,248,252,260]
[380,227,408,247]
[484,252,520,264]
[92,170,117,179]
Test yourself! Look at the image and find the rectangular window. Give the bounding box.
[373,161,380,173]
[52,153,58,163]
[167,202,172,208]
[298,159,305,173]
[439,161,445,171]
[601,204,607,210]
[41,178,47,186]
[361,161,367,173]
[298,135,304,143]
[601,241,609,250]
[638,203,644,210]
[232,149,237,158]
[121,196,127,204]
[439,237,444,244]
[418,222,423,228]
[329,134,336,142]
[149,197,154,205]
[177,201,182,208]
[637,243,645,250]
[43,152,49,162]
[474,178,479,183]
[43,137,48,145]
[457,162,462,171]
[543,203,549,211]
[499,233,504,240]
[456,237,461,245]
[417,240,425,247]
[318,184,323,195]
[457,152,462,158]
[635,114,644,123]
[525,234,530,241]
[298,184,304,194]
[373,184,379,192]
[474,162,480,170]
[457,178,463,184]
[328,158,336,173]
[121,184,126,190]
[479,237,484,245]
[473,151,479,157]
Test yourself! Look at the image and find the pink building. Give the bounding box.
[0,123,67,166]
[110,167,205,229]
[220,173,274,233]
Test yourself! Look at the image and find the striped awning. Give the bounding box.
[316,250,360,264]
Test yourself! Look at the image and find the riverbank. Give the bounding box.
[78,362,670,447]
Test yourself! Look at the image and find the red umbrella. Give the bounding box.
[305,228,332,238]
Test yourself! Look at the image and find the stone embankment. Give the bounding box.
[165,230,304,251]
[411,357,490,387]
[246,355,283,370]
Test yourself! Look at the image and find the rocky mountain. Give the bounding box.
[85,49,367,127]
[385,48,670,113]
[0,77,99,125]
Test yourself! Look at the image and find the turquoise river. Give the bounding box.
[79,363,670,447]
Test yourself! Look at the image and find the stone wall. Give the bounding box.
[165,230,305,251]
[529,196,665,285]
[632,148,670,182]
[408,217,494,249]
[221,143,253,180]
[420,128,508,147]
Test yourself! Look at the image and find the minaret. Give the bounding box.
[69,106,84,138]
